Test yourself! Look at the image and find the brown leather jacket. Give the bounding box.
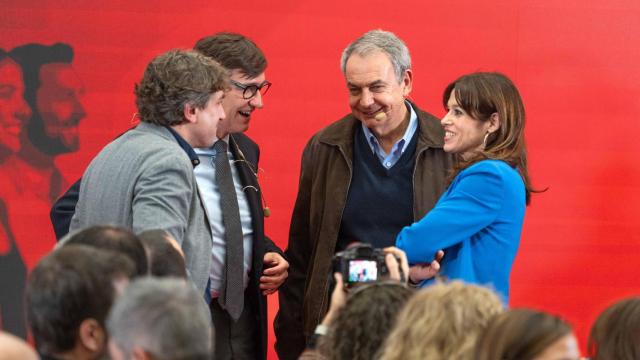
[275,103,453,359]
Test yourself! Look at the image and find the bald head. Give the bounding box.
[0,332,38,360]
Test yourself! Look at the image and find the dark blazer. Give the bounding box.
[50,131,282,360]
[229,132,283,360]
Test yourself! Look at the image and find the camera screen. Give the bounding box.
[348,260,378,283]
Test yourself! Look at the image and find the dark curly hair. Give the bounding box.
[320,283,413,360]
[134,49,228,126]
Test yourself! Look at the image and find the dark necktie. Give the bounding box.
[214,140,244,320]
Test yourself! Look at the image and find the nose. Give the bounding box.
[359,89,374,108]
[73,96,86,121]
[16,98,32,121]
[249,90,263,109]
[441,112,452,126]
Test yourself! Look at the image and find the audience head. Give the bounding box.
[320,282,413,360]
[0,49,31,155]
[378,281,503,360]
[134,49,227,131]
[107,277,212,360]
[26,245,135,359]
[589,296,640,360]
[66,225,148,276]
[10,43,85,155]
[474,308,579,360]
[194,32,269,136]
[138,229,187,278]
[0,331,38,360]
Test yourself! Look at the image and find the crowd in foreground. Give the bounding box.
[0,225,638,360]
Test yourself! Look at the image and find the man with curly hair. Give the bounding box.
[70,49,227,300]
[53,34,286,360]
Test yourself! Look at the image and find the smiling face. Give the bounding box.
[217,69,266,138]
[33,63,86,153]
[0,58,31,153]
[345,51,412,138]
[441,90,497,159]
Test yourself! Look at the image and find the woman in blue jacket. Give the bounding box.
[396,72,536,302]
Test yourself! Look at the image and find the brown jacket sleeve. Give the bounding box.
[275,137,316,360]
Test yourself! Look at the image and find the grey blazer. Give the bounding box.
[70,122,212,294]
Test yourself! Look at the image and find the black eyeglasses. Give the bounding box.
[230,79,272,99]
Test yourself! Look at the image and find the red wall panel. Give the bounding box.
[1,0,639,358]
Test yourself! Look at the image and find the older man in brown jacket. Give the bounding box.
[274,29,453,359]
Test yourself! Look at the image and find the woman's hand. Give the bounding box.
[408,250,444,284]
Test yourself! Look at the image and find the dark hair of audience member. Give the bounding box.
[26,245,135,355]
[66,225,148,276]
[589,297,640,360]
[474,308,573,360]
[319,282,413,360]
[138,229,187,278]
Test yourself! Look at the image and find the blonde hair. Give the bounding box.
[377,281,504,360]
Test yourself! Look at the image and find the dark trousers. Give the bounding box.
[210,292,259,360]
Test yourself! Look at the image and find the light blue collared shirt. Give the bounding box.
[194,137,253,296]
[361,101,418,169]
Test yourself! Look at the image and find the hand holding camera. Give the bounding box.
[332,243,408,288]
[321,244,410,328]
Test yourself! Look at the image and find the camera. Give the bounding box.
[332,243,393,288]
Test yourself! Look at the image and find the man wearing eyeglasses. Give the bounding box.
[193,33,288,360]
[50,33,287,360]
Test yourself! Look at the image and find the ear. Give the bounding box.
[183,103,198,124]
[487,112,501,134]
[78,318,106,354]
[401,69,413,97]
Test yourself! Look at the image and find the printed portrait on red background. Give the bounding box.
[0,49,32,339]
[0,43,85,338]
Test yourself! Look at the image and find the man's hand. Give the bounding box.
[408,250,444,284]
[383,246,410,284]
[260,252,289,295]
[321,273,347,326]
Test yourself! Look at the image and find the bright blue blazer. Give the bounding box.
[396,159,526,302]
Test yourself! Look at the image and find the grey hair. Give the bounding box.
[340,29,411,83]
[106,278,212,360]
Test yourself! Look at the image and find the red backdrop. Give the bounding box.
[1,0,639,358]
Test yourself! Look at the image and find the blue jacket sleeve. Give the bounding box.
[396,162,505,264]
